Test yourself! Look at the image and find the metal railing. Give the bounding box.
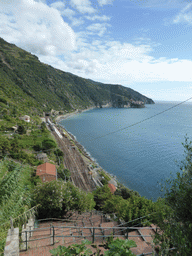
[19,211,163,255]
[19,225,157,251]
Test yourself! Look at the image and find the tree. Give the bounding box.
[42,139,57,150]
[17,125,26,134]
[54,148,64,157]
[54,149,64,165]
[93,185,113,211]
[0,136,10,157]
[115,186,140,199]
[32,181,95,219]
[40,122,47,133]
[57,166,71,181]
[32,180,64,218]
[155,137,192,255]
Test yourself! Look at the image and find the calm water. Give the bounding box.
[60,101,192,201]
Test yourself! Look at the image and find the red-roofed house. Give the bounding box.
[36,163,57,183]
[108,183,116,194]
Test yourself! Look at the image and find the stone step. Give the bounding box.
[100,221,122,237]
[127,230,144,243]
[138,227,155,243]
[20,212,157,256]
[130,241,153,255]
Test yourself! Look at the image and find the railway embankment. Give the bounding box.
[48,117,115,193]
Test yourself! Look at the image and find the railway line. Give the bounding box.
[48,120,96,192]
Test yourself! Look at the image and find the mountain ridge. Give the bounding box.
[0,37,154,117]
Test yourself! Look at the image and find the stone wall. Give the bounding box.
[4,217,35,255]
[4,227,19,256]
[21,217,35,251]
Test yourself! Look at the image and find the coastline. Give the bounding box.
[55,109,118,189]
[55,107,95,123]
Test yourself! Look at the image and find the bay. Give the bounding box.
[60,101,192,201]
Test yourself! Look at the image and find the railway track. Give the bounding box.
[52,131,96,192]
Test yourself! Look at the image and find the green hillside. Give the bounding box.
[0,37,154,118]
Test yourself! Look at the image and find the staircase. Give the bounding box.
[19,211,157,256]
[128,225,157,255]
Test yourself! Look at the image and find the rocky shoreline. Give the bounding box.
[54,109,118,190]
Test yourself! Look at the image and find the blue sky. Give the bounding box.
[1,0,192,101]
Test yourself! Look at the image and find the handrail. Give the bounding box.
[19,225,155,250]
[37,217,76,223]
[0,205,39,227]
[19,224,166,255]
[20,225,157,233]
[117,212,158,227]
[19,210,161,254]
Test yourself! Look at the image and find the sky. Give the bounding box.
[1,0,192,102]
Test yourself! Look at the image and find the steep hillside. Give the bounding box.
[0,37,154,117]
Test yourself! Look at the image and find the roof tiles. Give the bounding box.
[36,163,56,176]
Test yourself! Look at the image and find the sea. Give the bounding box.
[59,101,192,201]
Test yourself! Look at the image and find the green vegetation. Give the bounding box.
[32,181,96,219]
[115,186,141,199]
[57,166,71,181]
[104,238,137,256]
[98,170,111,185]
[153,137,192,255]
[49,238,137,256]
[93,185,164,226]
[0,160,39,253]
[50,240,93,256]
[0,115,60,165]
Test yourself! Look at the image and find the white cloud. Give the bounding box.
[62,8,76,18]
[34,0,47,3]
[57,44,192,84]
[71,18,85,27]
[85,15,110,21]
[1,0,192,100]
[50,1,65,10]
[60,8,84,27]
[98,0,113,6]
[0,0,76,56]
[70,0,96,14]
[87,23,109,36]
[173,3,192,24]
[39,37,192,86]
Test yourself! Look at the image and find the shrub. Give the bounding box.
[54,148,64,157]
[42,139,57,150]
[57,167,71,181]
[154,137,192,255]
[32,181,95,219]
[0,97,7,104]
[49,239,137,256]
[115,187,140,199]
[104,238,137,256]
[17,125,26,135]
[50,240,92,256]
